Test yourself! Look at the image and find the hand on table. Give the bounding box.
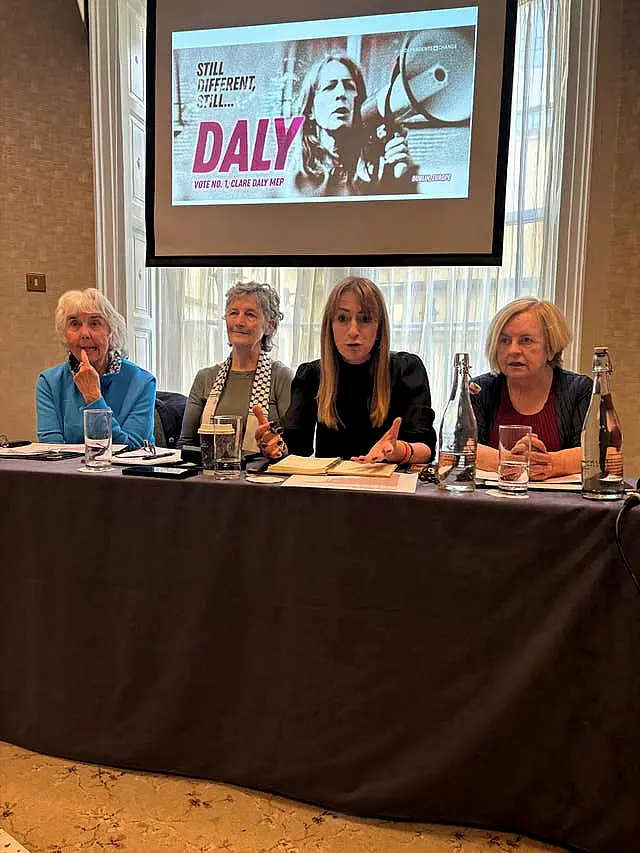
[351,417,404,464]
[513,433,554,481]
[253,405,286,459]
[74,349,102,404]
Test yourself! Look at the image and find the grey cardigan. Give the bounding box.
[178,359,292,447]
[470,368,593,448]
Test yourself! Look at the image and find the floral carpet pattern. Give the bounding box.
[0,741,567,853]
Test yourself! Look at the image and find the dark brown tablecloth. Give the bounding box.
[1,459,639,853]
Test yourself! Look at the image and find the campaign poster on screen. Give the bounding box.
[172,7,478,205]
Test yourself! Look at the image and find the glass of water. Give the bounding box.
[212,415,243,479]
[498,424,532,496]
[84,409,113,470]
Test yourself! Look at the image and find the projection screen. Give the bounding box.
[147,0,517,266]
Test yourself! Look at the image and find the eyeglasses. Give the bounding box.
[115,440,158,457]
[114,440,176,461]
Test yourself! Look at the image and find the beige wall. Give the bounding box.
[0,0,95,440]
[581,0,640,473]
[0,1,638,472]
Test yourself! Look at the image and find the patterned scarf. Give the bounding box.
[201,350,272,452]
[68,349,122,376]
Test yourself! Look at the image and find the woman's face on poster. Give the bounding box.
[311,60,358,133]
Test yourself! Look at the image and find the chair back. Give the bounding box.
[154,391,187,448]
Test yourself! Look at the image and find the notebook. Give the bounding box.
[267,455,397,477]
[267,455,341,476]
[327,460,397,478]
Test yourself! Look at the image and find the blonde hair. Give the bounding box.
[317,277,391,428]
[486,296,571,374]
[55,288,128,354]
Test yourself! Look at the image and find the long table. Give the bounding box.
[1,458,639,853]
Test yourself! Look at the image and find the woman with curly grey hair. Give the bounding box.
[36,288,156,448]
[178,282,292,453]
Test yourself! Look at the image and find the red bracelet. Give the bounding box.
[399,441,412,464]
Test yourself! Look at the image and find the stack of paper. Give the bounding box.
[0,443,127,458]
[282,472,418,494]
[476,469,582,491]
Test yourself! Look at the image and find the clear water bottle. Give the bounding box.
[438,352,478,492]
[581,346,625,501]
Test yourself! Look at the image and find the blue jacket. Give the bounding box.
[36,358,156,449]
[470,367,593,449]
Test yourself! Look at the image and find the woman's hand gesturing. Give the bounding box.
[253,405,286,459]
[351,417,406,464]
[73,349,102,404]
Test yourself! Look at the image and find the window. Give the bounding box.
[96,0,591,422]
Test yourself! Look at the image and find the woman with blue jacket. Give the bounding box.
[36,288,156,449]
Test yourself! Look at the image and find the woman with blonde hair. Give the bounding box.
[471,296,592,479]
[255,276,436,463]
[36,288,156,448]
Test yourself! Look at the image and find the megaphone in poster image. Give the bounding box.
[361,27,476,142]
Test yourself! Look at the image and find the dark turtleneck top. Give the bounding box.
[282,352,436,459]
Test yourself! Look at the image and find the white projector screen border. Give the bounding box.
[146,0,517,267]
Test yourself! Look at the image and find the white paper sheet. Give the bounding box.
[0,443,127,457]
[282,472,418,494]
[476,469,582,490]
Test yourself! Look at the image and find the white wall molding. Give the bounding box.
[88,0,126,313]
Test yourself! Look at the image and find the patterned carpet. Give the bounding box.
[0,741,567,853]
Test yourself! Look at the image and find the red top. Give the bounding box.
[489,377,562,451]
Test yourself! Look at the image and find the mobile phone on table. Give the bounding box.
[121,465,199,479]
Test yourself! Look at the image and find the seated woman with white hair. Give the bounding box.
[36,288,156,449]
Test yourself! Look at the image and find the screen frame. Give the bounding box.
[145,0,518,267]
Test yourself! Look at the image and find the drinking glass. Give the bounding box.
[84,409,113,470]
[199,415,242,479]
[498,425,532,496]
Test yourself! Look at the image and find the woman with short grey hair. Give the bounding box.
[178,282,292,452]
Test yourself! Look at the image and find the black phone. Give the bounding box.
[121,465,199,479]
[245,457,270,474]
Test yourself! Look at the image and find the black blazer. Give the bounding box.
[283,352,437,459]
[470,368,593,448]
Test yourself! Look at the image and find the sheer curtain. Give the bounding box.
[156,0,569,418]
